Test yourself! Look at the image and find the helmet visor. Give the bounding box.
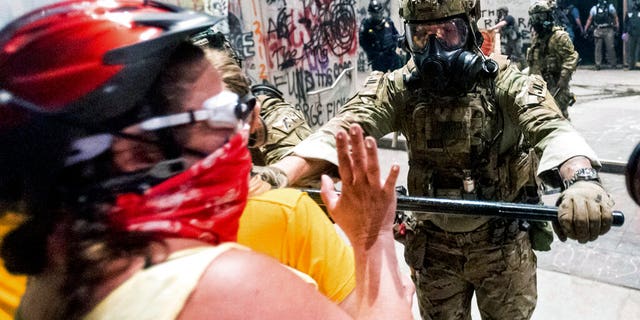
[405,17,468,53]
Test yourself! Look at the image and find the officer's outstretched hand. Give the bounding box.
[251,165,289,189]
[554,181,614,243]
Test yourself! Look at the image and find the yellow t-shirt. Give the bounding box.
[238,188,355,303]
[0,213,27,320]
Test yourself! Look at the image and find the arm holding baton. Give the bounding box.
[300,189,624,227]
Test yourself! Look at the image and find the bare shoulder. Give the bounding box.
[178,248,347,320]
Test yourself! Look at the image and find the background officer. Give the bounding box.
[584,0,620,69]
[488,6,524,69]
[359,0,402,72]
[273,0,615,318]
[527,1,579,120]
[623,0,640,70]
[555,0,584,43]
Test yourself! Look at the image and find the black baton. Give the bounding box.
[300,189,625,227]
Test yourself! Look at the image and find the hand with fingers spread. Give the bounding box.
[320,124,400,249]
[318,124,412,320]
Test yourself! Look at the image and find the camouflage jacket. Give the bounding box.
[527,26,579,92]
[290,55,599,232]
[250,95,312,166]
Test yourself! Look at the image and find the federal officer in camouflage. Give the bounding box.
[272,1,615,319]
[247,83,314,188]
[527,1,579,120]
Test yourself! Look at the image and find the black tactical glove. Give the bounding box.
[554,181,614,243]
[557,77,569,90]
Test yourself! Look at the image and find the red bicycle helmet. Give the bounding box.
[0,0,220,128]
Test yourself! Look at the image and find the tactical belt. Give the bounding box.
[421,219,522,246]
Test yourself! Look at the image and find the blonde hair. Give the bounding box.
[204,48,251,97]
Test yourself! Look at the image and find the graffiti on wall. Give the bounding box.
[156,0,397,128]
[254,0,357,102]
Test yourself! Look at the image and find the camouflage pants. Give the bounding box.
[408,221,537,320]
[594,27,617,67]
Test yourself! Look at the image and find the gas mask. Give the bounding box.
[404,17,497,96]
[530,12,553,35]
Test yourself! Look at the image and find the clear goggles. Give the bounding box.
[63,90,256,166]
[139,90,255,132]
[405,17,468,53]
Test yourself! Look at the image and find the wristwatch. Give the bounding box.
[563,167,601,190]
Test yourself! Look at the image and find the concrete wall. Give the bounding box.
[155,0,404,129]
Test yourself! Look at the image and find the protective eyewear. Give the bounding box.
[405,17,468,53]
[139,90,255,132]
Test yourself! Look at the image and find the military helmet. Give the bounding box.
[528,1,553,15]
[368,0,383,14]
[399,0,480,22]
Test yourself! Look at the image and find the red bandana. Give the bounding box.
[110,133,251,244]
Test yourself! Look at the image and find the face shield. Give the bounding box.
[405,17,468,54]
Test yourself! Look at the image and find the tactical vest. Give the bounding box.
[594,4,613,26]
[628,11,640,36]
[362,18,397,52]
[390,62,537,232]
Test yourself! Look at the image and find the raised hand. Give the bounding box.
[320,124,400,249]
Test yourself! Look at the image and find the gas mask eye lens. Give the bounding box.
[406,17,468,53]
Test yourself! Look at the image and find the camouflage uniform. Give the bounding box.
[290,55,600,318]
[250,94,312,166]
[527,26,579,119]
[249,91,313,189]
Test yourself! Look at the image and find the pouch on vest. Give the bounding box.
[529,221,553,251]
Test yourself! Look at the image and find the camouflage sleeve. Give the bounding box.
[288,70,402,165]
[550,31,579,79]
[258,96,313,165]
[494,64,600,187]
